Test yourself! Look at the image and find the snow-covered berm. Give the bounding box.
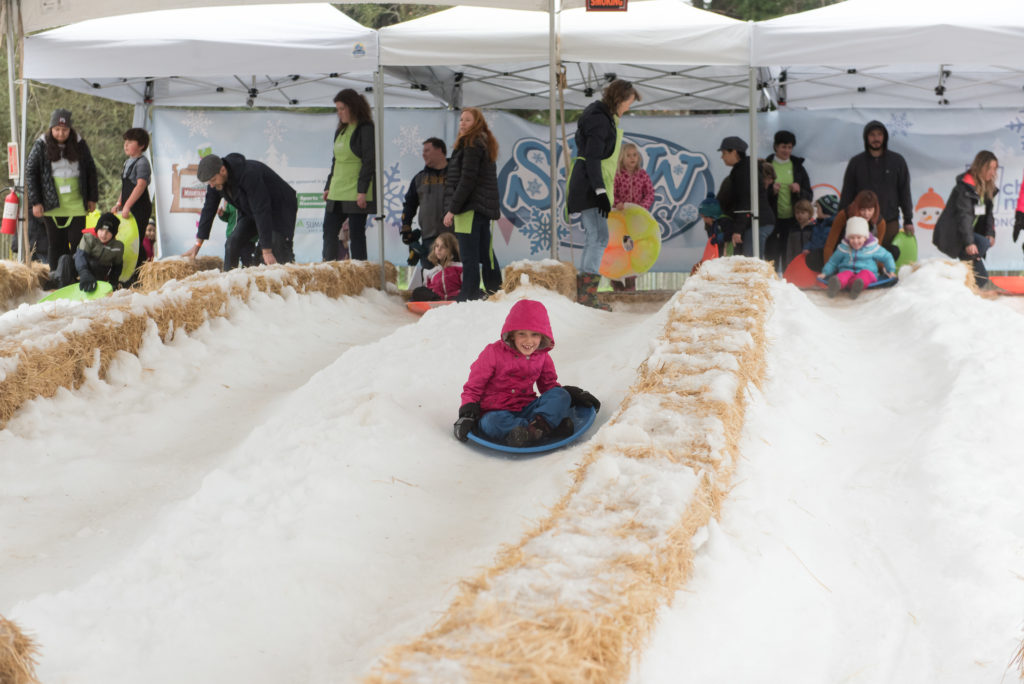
[1,258,1023,683]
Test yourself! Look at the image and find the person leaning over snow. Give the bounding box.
[453,299,601,448]
[933,150,999,288]
[821,216,895,300]
[54,211,124,292]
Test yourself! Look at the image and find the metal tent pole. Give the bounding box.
[748,64,759,259]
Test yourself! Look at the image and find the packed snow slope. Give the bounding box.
[1,261,1022,683]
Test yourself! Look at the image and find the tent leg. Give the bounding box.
[547,0,558,261]
[374,68,386,290]
[748,65,759,259]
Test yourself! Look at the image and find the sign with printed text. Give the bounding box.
[7,142,18,179]
[586,0,627,10]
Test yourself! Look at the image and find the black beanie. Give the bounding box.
[96,212,120,237]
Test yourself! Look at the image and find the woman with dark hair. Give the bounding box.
[442,107,502,301]
[322,88,375,261]
[566,79,640,308]
[25,108,98,274]
[822,190,889,266]
[933,150,999,286]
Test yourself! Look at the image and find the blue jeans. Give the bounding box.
[455,212,502,301]
[741,223,773,258]
[579,207,608,275]
[478,388,571,442]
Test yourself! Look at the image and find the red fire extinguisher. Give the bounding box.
[1,189,18,236]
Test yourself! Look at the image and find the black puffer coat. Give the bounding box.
[444,139,500,220]
[25,132,98,212]
[933,172,995,258]
[566,100,616,213]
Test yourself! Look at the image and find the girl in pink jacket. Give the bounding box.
[410,232,462,302]
[453,299,601,448]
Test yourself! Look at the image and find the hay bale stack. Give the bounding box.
[501,259,577,299]
[0,616,40,684]
[136,257,225,292]
[0,261,48,309]
[0,261,398,427]
[366,257,777,683]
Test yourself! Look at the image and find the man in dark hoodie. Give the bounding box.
[400,137,449,267]
[183,153,298,267]
[840,121,914,250]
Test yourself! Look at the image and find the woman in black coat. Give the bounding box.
[566,79,640,308]
[25,108,98,273]
[933,150,998,286]
[442,107,501,301]
[322,89,375,261]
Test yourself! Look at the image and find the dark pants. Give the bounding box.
[765,216,796,272]
[225,229,260,269]
[323,206,369,261]
[227,213,295,270]
[961,233,990,284]
[455,212,502,301]
[43,215,85,273]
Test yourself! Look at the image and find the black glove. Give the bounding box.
[78,269,97,293]
[401,228,421,245]
[453,402,481,442]
[1014,211,1024,243]
[563,386,600,412]
[595,192,611,218]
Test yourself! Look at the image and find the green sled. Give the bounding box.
[38,280,113,303]
[891,230,918,270]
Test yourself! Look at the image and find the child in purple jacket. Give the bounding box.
[453,299,601,447]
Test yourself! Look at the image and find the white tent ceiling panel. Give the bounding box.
[19,0,554,34]
[560,0,749,66]
[753,0,1024,66]
[24,4,377,79]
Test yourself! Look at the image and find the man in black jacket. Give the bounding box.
[400,137,449,267]
[840,121,914,248]
[183,153,298,267]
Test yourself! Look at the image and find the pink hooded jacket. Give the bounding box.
[460,299,560,412]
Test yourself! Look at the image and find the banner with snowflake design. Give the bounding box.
[150,107,1024,272]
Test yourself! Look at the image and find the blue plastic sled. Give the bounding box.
[815,275,895,290]
[467,405,598,455]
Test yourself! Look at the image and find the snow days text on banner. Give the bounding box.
[151,107,1024,272]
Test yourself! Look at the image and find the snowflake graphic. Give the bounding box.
[887,112,913,137]
[391,125,422,158]
[264,118,287,145]
[528,150,547,167]
[526,178,543,197]
[382,163,405,231]
[1006,116,1024,151]
[515,206,566,255]
[181,111,213,137]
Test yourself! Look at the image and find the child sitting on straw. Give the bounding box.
[821,216,895,299]
[53,211,124,292]
[410,232,462,302]
[454,299,601,447]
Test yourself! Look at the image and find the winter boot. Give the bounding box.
[576,272,611,310]
[550,417,575,440]
[826,275,841,299]
[849,279,866,299]
[528,415,553,442]
[504,426,532,448]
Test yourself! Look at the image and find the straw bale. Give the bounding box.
[0,261,48,309]
[501,260,577,299]
[0,262,398,427]
[365,259,773,683]
[0,616,40,684]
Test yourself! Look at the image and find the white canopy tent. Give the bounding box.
[753,0,1024,108]
[23,3,437,109]
[379,0,760,112]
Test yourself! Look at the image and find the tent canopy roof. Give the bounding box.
[23,3,437,108]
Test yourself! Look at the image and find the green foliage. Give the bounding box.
[694,0,839,20]
[335,3,446,29]
[0,49,132,205]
